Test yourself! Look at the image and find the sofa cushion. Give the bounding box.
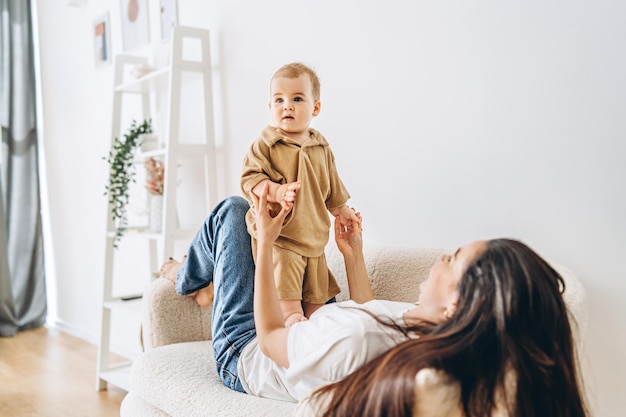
[120,392,172,417]
[129,340,295,417]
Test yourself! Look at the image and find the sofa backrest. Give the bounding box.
[326,245,445,303]
[326,245,588,337]
[142,244,588,351]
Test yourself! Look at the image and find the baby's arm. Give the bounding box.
[252,180,301,211]
[281,299,308,327]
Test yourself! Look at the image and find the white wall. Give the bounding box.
[36,1,625,416]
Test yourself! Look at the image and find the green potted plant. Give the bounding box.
[104,119,152,247]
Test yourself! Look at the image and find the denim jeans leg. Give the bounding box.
[176,214,216,295]
[187,196,256,392]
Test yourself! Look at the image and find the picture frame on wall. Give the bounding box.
[93,13,111,69]
[120,0,151,52]
[160,0,178,41]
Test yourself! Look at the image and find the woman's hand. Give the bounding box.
[251,180,301,213]
[249,183,292,246]
[334,208,363,259]
[335,209,373,303]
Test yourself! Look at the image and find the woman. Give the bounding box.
[161,186,588,417]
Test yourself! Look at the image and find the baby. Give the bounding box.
[241,62,359,327]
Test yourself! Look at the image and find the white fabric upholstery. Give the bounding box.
[120,245,588,417]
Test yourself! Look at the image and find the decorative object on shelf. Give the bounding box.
[130,63,155,79]
[104,118,152,247]
[145,157,164,232]
[144,156,164,195]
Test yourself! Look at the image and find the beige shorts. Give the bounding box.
[252,239,340,304]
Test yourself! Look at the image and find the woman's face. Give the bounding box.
[418,240,487,314]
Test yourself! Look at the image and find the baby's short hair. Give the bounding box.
[272,62,321,101]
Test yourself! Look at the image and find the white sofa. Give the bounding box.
[120,245,588,417]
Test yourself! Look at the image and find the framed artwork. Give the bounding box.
[120,0,151,52]
[160,0,178,41]
[93,13,111,68]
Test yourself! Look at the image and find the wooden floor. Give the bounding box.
[0,326,126,417]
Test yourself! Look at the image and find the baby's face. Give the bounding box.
[269,74,320,140]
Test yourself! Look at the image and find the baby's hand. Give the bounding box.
[285,312,308,328]
[337,204,362,230]
[276,181,301,211]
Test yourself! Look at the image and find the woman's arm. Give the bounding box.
[250,185,291,368]
[333,213,374,303]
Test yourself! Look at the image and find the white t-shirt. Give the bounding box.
[237,299,417,402]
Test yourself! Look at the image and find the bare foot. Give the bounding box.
[159,256,214,306]
[159,257,183,284]
[193,283,214,307]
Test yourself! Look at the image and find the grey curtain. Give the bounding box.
[0,0,46,337]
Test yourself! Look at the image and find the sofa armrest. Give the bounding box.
[141,277,212,350]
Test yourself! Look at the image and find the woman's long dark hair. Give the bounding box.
[310,239,588,417]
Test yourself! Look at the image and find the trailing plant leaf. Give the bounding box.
[104,119,152,248]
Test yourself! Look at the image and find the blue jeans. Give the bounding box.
[176,196,256,392]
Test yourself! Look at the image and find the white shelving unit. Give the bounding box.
[96,26,218,391]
